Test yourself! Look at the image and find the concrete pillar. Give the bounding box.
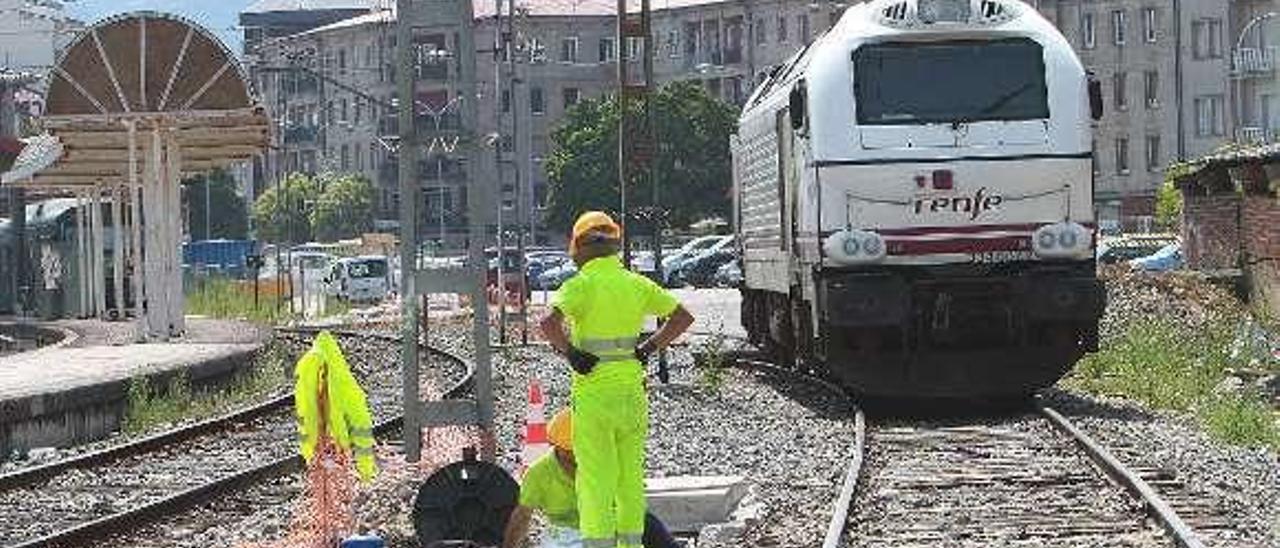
[164,131,185,337]
[127,122,146,339]
[111,183,125,320]
[91,186,107,318]
[75,192,88,318]
[144,127,166,339]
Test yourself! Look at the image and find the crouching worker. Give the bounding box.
[502,409,680,548]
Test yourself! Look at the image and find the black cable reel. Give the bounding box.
[413,447,518,548]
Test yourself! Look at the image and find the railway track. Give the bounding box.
[0,327,470,548]
[819,399,1210,548]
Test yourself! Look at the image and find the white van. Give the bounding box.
[325,256,391,303]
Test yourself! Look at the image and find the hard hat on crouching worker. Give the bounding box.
[295,330,378,482]
[568,211,621,256]
[547,408,573,451]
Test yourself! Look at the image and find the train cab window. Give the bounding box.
[852,38,1049,125]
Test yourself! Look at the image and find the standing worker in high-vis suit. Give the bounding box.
[540,211,695,548]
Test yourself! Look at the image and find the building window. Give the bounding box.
[666,30,680,58]
[598,37,615,62]
[627,36,642,60]
[798,14,810,43]
[560,37,579,63]
[1143,8,1157,43]
[1113,72,1127,110]
[1091,140,1101,176]
[1144,71,1159,108]
[1263,94,1276,132]
[777,14,788,42]
[1082,13,1096,49]
[340,99,349,122]
[1112,10,1126,45]
[1145,135,1161,172]
[1208,19,1223,58]
[1212,95,1225,135]
[1193,19,1224,59]
[341,144,350,171]
[754,17,766,44]
[530,87,545,115]
[1115,137,1130,175]
[1194,96,1225,137]
[563,87,580,109]
[501,89,511,113]
[1111,9,1131,45]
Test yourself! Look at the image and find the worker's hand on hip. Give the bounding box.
[567,346,598,375]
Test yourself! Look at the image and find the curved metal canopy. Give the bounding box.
[47,11,252,116]
[4,12,270,190]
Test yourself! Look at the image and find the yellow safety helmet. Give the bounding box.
[568,211,621,256]
[547,408,573,451]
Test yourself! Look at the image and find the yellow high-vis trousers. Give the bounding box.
[573,377,648,548]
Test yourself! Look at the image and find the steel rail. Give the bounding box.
[1038,401,1207,548]
[11,329,474,548]
[726,353,866,548]
[0,392,292,492]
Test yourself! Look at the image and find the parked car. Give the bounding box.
[679,248,738,288]
[537,261,578,290]
[526,251,569,290]
[1129,243,1183,273]
[1097,234,1177,265]
[661,235,729,286]
[713,260,743,287]
[671,237,736,287]
[325,256,391,302]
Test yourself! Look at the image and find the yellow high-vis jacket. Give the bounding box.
[295,330,377,482]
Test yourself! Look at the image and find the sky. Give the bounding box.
[65,0,256,54]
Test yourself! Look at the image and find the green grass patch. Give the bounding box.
[121,342,292,435]
[1069,318,1280,450]
[693,327,728,389]
[186,276,295,325]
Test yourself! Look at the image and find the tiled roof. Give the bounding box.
[243,0,386,15]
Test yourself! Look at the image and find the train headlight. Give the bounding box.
[1032,222,1091,260]
[824,229,887,265]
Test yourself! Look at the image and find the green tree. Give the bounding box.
[252,173,321,243]
[544,81,738,230]
[312,174,376,241]
[184,169,249,240]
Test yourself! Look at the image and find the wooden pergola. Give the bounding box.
[2,12,269,340]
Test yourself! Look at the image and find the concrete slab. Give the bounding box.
[0,318,267,455]
[645,475,750,533]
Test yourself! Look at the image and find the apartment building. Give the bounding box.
[247,0,1268,241]
[247,0,844,245]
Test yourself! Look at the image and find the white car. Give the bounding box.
[325,256,391,302]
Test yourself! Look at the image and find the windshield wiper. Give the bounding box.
[977,83,1036,116]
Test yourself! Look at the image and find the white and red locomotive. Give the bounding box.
[732,0,1104,397]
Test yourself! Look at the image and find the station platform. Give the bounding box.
[0,317,267,455]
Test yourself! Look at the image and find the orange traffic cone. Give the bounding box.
[517,377,551,477]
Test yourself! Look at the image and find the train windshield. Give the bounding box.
[853,38,1049,125]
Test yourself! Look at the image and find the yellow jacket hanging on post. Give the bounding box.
[295,330,378,482]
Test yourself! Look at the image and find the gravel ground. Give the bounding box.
[488,341,860,548]
[91,328,859,548]
[1043,389,1280,548]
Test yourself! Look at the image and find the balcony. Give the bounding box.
[1235,126,1280,144]
[1231,46,1276,77]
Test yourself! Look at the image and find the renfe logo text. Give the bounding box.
[912,187,1003,220]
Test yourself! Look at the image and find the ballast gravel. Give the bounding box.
[1043,389,1280,548]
